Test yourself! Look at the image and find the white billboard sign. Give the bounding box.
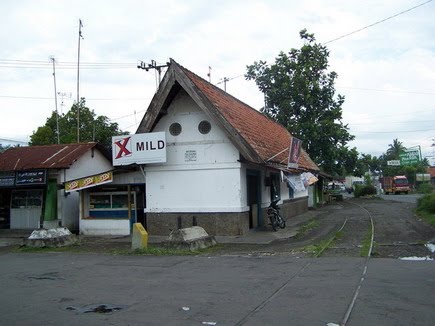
[112,132,166,166]
[387,160,401,166]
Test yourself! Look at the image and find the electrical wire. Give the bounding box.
[324,0,433,44]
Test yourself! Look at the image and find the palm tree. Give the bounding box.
[386,138,406,159]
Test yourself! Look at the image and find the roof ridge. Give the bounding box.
[174,60,290,134]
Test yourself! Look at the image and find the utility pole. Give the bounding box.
[57,92,72,115]
[137,60,170,91]
[76,19,84,143]
[222,77,229,92]
[50,57,60,144]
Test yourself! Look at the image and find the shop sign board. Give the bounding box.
[0,171,15,187]
[399,149,420,166]
[15,170,46,186]
[65,171,113,193]
[112,132,166,166]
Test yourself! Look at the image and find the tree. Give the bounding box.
[0,144,11,153]
[29,98,127,149]
[385,138,406,160]
[246,29,354,174]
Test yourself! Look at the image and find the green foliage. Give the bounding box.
[29,98,127,149]
[417,193,435,214]
[417,183,434,194]
[246,29,354,174]
[295,219,319,239]
[354,184,377,198]
[0,143,11,153]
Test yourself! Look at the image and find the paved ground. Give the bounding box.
[1,196,435,325]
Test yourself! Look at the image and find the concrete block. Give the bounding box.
[166,226,216,251]
[23,227,77,248]
[132,223,148,250]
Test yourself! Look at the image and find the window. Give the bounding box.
[198,120,211,134]
[270,173,281,201]
[11,190,43,208]
[87,192,136,220]
[169,122,182,136]
[89,193,134,210]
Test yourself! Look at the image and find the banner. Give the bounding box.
[288,137,302,169]
[65,171,113,192]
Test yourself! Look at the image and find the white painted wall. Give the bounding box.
[64,148,113,182]
[56,148,112,231]
[145,90,246,213]
[80,219,130,235]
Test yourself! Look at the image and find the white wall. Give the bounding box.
[64,149,113,182]
[145,90,246,213]
[80,219,130,235]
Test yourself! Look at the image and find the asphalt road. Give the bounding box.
[1,197,434,325]
[1,252,434,326]
[380,193,423,204]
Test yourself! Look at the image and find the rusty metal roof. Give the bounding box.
[0,143,104,171]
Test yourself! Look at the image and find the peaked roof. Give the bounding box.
[0,143,107,171]
[137,59,319,172]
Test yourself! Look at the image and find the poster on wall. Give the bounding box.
[112,132,166,166]
[288,137,302,169]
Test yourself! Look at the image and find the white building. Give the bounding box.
[134,59,320,236]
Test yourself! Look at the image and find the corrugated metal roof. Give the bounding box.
[0,143,101,171]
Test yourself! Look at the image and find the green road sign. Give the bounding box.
[399,149,420,166]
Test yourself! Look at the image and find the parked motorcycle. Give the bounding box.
[267,199,286,231]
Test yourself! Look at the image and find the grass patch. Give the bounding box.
[303,228,344,257]
[295,219,320,239]
[14,243,223,256]
[417,210,435,227]
[13,244,82,253]
[416,193,435,226]
[360,229,373,257]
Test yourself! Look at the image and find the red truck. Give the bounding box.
[381,175,410,195]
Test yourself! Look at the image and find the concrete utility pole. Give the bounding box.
[76,19,84,143]
[137,60,170,91]
[50,57,59,144]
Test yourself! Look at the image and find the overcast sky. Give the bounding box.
[1,0,434,164]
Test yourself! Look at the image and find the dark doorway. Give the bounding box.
[247,170,261,228]
[0,190,11,229]
[134,184,146,229]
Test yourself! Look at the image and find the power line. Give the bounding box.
[352,128,435,134]
[337,86,435,96]
[324,0,433,44]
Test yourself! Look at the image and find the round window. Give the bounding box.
[169,122,182,136]
[198,120,211,134]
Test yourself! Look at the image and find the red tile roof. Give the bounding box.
[137,59,319,172]
[181,66,319,171]
[0,143,101,171]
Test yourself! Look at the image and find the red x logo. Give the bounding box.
[114,137,132,159]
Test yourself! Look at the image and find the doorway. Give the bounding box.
[247,170,262,228]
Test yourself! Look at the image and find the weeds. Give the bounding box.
[360,229,373,257]
[295,219,319,239]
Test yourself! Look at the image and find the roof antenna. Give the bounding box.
[137,60,170,92]
[207,66,212,83]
